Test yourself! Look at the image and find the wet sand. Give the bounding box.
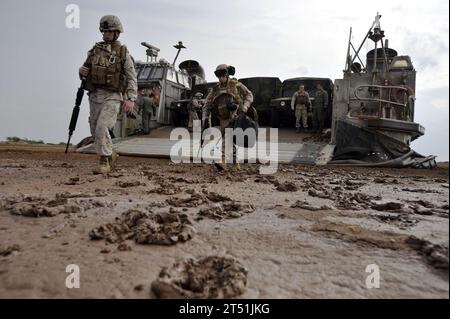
[0,144,448,298]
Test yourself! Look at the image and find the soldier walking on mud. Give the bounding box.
[202,64,253,169]
[188,92,204,132]
[291,85,311,133]
[136,88,155,135]
[78,15,137,174]
[312,83,328,133]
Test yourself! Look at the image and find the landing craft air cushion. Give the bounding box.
[77,13,435,168]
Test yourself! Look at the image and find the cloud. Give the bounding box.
[291,66,309,75]
[431,98,449,110]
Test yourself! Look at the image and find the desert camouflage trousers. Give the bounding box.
[88,89,121,156]
[295,104,308,128]
[188,110,200,129]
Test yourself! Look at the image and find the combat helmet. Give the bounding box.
[214,64,236,77]
[214,64,229,77]
[99,15,124,33]
[194,92,204,98]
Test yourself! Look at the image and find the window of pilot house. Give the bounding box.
[166,67,177,82]
[138,65,152,80]
[391,58,411,69]
[152,67,164,79]
[178,72,191,89]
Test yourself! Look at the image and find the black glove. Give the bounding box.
[226,101,239,112]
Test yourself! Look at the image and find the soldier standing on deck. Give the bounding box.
[188,92,204,132]
[291,85,311,133]
[136,88,155,135]
[79,15,137,174]
[312,83,329,133]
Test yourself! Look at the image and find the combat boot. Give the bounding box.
[213,161,226,171]
[93,156,111,175]
[110,150,119,171]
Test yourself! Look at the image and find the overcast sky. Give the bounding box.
[0,0,448,160]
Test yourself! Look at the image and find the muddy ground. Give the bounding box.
[0,144,448,298]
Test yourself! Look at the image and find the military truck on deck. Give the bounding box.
[238,77,281,127]
[270,77,333,128]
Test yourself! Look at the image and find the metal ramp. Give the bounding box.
[77,135,334,165]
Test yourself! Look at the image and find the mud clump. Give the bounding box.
[64,177,85,185]
[3,195,83,217]
[374,214,419,229]
[291,200,333,211]
[276,182,298,192]
[371,202,405,212]
[402,188,442,194]
[405,237,449,270]
[203,191,232,203]
[336,193,381,210]
[151,256,248,298]
[75,198,115,210]
[89,209,195,245]
[0,244,21,257]
[56,190,107,199]
[166,191,233,208]
[308,189,330,199]
[117,242,132,251]
[198,202,254,221]
[407,200,449,218]
[166,192,208,208]
[254,175,279,186]
[116,180,146,188]
[344,179,366,190]
[149,182,183,195]
[373,177,399,184]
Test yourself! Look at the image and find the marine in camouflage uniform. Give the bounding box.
[79,15,137,174]
[136,88,155,134]
[312,83,329,133]
[291,85,311,132]
[202,65,253,129]
[202,64,253,166]
[188,92,204,132]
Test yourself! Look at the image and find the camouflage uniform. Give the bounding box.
[136,94,155,134]
[312,88,328,132]
[84,42,137,157]
[291,90,311,129]
[188,96,203,130]
[202,76,253,164]
[202,78,253,129]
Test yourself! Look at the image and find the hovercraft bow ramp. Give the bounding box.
[76,127,335,165]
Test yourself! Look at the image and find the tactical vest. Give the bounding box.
[210,79,245,121]
[295,91,309,106]
[85,41,127,93]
